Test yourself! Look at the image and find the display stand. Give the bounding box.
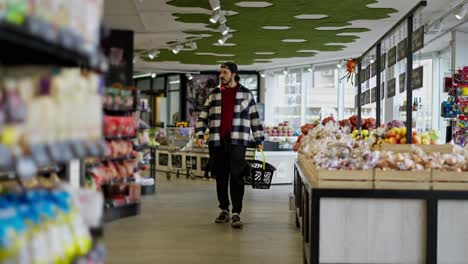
[294,161,468,264]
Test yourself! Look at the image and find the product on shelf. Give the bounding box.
[264,121,295,137]
[104,116,136,138]
[1,0,104,55]
[103,86,135,111]
[0,67,104,171]
[0,187,103,264]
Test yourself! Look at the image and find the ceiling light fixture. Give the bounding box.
[218,34,233,45]
[260,73,266,78]
[455,5,467,20]
[209,0,221,11]
[148,52,156,59]
[210,10,220,23]
[370,58,375,64]
[172,44,183,54]
[283,69,289,75]
[218,24,230,35]
[337,63,343,69]
[218,12,227,24]
[188,42,198,50]
[151,73,156,78]
[186,73,193,80]
[307,66,313,72]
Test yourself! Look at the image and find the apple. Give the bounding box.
[395,134,401,141]
[400,138,407,144]
[386,131,395,138]
[421,138,430,145]
[400,127,407,137]
[412,135,421,144]
[388,137,398,144]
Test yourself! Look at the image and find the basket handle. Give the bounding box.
[255,149,266,170]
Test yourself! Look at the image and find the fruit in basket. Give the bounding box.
[322,116,336,126]
[386,120,405,129]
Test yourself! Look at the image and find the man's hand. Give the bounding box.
[198,139,205,148]
[257,144,263,151]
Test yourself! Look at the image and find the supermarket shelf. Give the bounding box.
[101,155,136,162]
[103,202,141,222]
[0,22,107,71]
[105,135,137,141]
[103,108,137,115]
[141,184,155,195]
[133,144,150,151]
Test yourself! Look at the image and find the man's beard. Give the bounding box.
[221,77,232,85]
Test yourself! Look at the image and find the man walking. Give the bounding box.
[195,62,264,229]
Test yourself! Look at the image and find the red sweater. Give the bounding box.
[220,85,237,139]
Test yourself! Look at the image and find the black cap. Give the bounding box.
[221,62,238,73]
[221,62,240,82]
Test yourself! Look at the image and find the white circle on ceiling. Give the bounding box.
[294,14,328,19]
[224,10,239,16]
[262,26,291,30]
[297,50,319,53]
[235,1,273,8]
[196,52,235,57]
[325,43,345,46]
[282,39,307,43]
[255,52,275,55]
[254,59,272,62]
[213,43,237,46]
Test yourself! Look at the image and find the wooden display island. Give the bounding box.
[294,161,468,264]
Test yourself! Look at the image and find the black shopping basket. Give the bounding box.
[247,150,276,189]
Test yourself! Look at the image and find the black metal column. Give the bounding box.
[406,15,414,143]
[310,191,320,264]
[357,61,362,130]
[427,197,438,264]
[376,43,382,127]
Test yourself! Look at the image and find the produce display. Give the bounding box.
[0,187,104,264]
[297,118,468,173]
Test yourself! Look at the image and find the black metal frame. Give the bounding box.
[294,162,468,264]
[356,1,427,135]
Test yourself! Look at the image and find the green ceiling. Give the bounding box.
[142,0,397,65]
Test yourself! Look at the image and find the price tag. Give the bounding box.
[48,143,63,163]
[30,144,50,167]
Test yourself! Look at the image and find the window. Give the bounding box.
[307,66,338,122]
[239,74,259,102]
[167,75,181,126]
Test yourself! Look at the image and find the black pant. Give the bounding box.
[210,140,248,214]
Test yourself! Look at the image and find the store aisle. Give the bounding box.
[104,175,303,264]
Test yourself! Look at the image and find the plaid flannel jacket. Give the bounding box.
[195,84,264,147]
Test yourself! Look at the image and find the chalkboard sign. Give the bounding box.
[412,66,424,90]
[371,61,377,77]
[387,78,396,98]
[366,65,371,81]
[397,38,407,62]
[412,26,424,52]
[364,90,371,105]
[388,47,397,67]
[381,82,385,100]
[381,53,386,71]
[371,87,376,103]
[399,72,406,93]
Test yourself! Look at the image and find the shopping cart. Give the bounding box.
[165,127,194,180]
[247,150,276,189]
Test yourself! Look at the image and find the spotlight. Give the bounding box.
[307,67,313,72]
[455,6,467,20]
[210,10,220,23]
[172,44,183,54]
[218,34,233,45]
[148,52,156,59]
[218,24,230,35]
[370,58,375,64]
[260,73,266,78]
[337,63,343,69]
[218,12,227,24]
[186,73,193,80]
[151,73,156,78]
[283,69,289,75]
[209,0,220,11]
[188,42,198,50]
